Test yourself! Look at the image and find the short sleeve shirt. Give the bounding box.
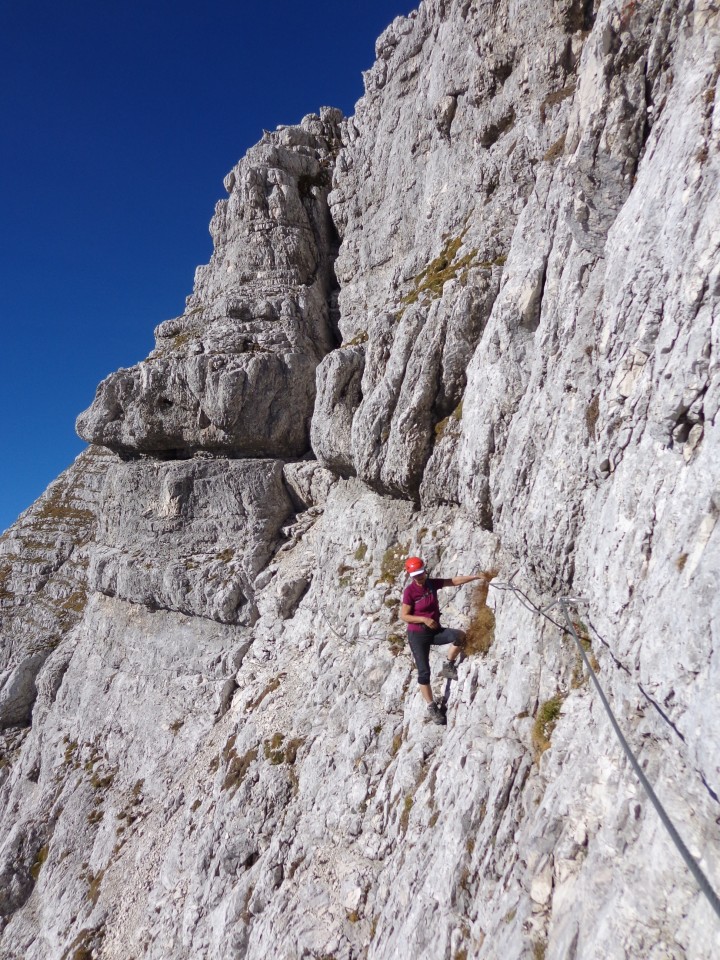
[402,577,443,633]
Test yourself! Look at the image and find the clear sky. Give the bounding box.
[0,0,412,533]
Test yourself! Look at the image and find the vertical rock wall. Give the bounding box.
[0,2,719,959]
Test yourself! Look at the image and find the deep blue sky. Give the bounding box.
[0,0,412,532]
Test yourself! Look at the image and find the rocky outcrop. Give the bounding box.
[1,2,719,960]
[0,447,112,731]
[313,0,579,497]
[90,458,292,624]
[76,109,343,458]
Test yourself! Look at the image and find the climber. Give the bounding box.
[400,556,488,725]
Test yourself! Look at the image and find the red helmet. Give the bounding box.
[405,556,426,576]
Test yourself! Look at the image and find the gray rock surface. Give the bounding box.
[90,458,292,624]
[1,2,720,959]
[76,109,343,458]
[0,446,112,731]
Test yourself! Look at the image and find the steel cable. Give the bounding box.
[316,560,720,918]
[487,575,720,921]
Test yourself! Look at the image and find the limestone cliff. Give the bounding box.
[1,2,719,959]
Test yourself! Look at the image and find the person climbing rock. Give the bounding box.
[400,556,488,725]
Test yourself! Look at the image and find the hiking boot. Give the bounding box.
[427,701,447,725]
[439,659,458,681]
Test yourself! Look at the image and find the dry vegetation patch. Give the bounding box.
[532,695,565,757]
[402,229,479,305]
[464,571,499,656]
[378,542,408,584]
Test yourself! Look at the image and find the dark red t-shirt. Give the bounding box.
[402,577,445,633]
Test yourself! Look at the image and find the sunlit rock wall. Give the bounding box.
[1,3,718,960]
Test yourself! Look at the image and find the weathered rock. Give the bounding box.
[311,345,365,474]
[1,2,719,959]
[282,459,339,510]
[315,0,581,496]
[0,446,113,732]
[76,109,343,458]
[90,458,292,625]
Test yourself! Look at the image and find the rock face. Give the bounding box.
[76,109,343,458]
[90,459,292,625]
[0,447,112,731]
[1,3,720,960]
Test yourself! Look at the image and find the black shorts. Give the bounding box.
[407,628,464,685]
